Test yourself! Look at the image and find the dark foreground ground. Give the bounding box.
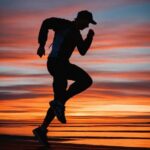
[0,134,149,150]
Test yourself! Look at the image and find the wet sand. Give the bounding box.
[0,134,149,150]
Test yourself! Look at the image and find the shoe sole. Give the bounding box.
[32,130,49,147]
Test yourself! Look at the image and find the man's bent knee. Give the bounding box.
[82,75,93,88]
[87,75,93,87]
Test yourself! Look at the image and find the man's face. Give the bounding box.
[78,19,90,30]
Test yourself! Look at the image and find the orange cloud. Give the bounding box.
[92,23,150,50]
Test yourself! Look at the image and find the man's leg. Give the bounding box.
[62,64,93,105]
[41,74,67,127]
[40,63,92,129]
[41,107,55,130]
[53,76,68,103]
[32,60,67,145]
[50,74,67,123]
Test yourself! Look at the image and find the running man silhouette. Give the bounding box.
[33,10,97,146]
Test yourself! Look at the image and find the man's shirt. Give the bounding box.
[38,17,93,60]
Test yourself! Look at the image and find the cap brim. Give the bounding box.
[90,20,97,25]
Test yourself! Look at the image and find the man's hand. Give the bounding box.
[37,45,45,57]
[87,29,95,37]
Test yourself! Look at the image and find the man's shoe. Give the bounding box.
[50,100,66,124]
[32,126,49,147]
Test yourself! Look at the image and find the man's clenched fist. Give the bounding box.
[37,46,45,57]
[88,29,95,37]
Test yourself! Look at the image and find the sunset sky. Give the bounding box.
[0,0,150,132]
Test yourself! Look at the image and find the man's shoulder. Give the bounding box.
[45,17,72,30]
[46,17,71,25]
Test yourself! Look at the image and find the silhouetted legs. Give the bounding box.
[41,60,92,129]
[62,64,93,105]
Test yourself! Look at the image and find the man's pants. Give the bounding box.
[47,58,93,105]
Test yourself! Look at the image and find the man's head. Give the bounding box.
[75,10,97,30]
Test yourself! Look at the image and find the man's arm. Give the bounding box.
[37,18,59,57]
[77,29,95,56]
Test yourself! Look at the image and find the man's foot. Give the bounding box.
[50,100,66,124]
[32,126,49,147]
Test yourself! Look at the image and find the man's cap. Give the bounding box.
[77,10,97,25]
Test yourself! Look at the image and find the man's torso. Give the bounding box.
[49,18,80,60]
